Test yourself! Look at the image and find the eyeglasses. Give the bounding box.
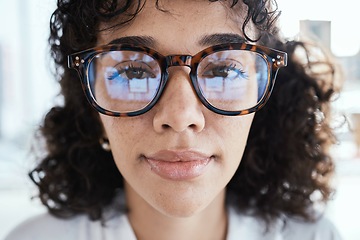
[68,43,287,117]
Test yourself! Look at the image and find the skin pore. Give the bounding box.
[97,1,256,239]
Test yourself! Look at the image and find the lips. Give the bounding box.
[144,150,212,181]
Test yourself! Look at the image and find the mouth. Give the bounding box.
[143,150,213,181]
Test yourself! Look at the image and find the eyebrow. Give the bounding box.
[108,33,247,49]
[109,36,156,47]
[198,33,247,46]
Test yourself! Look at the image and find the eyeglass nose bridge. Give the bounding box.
[165,55,193,69]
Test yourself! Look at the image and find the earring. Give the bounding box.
[100,138,111,152]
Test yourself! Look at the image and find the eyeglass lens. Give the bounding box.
[87,50,269,113]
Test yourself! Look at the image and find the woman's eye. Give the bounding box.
[122,67,152,80]
[110,67,154,80]
[108,66,155,81]
[209,67,229,78]
[202,64,248,80]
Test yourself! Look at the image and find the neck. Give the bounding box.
[125,183,228,240]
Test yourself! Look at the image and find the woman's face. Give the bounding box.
[98,0,255,217]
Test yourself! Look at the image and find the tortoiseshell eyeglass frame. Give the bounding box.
[68,42,287,117]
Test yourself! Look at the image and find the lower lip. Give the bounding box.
[146,158,211,181]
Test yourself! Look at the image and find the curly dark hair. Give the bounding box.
[29,0,341,224]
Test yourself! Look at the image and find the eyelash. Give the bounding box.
[107,63,155,81]
[202,63,248,80]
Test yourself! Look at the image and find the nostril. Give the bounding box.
[160,122,200,132]
[162,124,171,130]
[189,124,197,129]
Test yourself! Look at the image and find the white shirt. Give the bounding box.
[4,206,342,240]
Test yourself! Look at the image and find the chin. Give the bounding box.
[154,199,209,218]
[149,187,222,218]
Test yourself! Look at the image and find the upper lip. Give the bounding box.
[145,150,212,162]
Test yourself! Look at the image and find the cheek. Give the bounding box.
[99,116,147,164]
[100,114,151,141]
[212,114,254,164]
[223,115,254,182]
[232,115,254,143]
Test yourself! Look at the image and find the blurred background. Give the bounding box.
[0,0,359,239]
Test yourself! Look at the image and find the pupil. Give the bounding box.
[213,68,228,78]
[127,69,143,79]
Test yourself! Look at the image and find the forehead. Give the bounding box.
[97,0,252,54]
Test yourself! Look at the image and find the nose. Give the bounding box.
[153,67,205,133]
